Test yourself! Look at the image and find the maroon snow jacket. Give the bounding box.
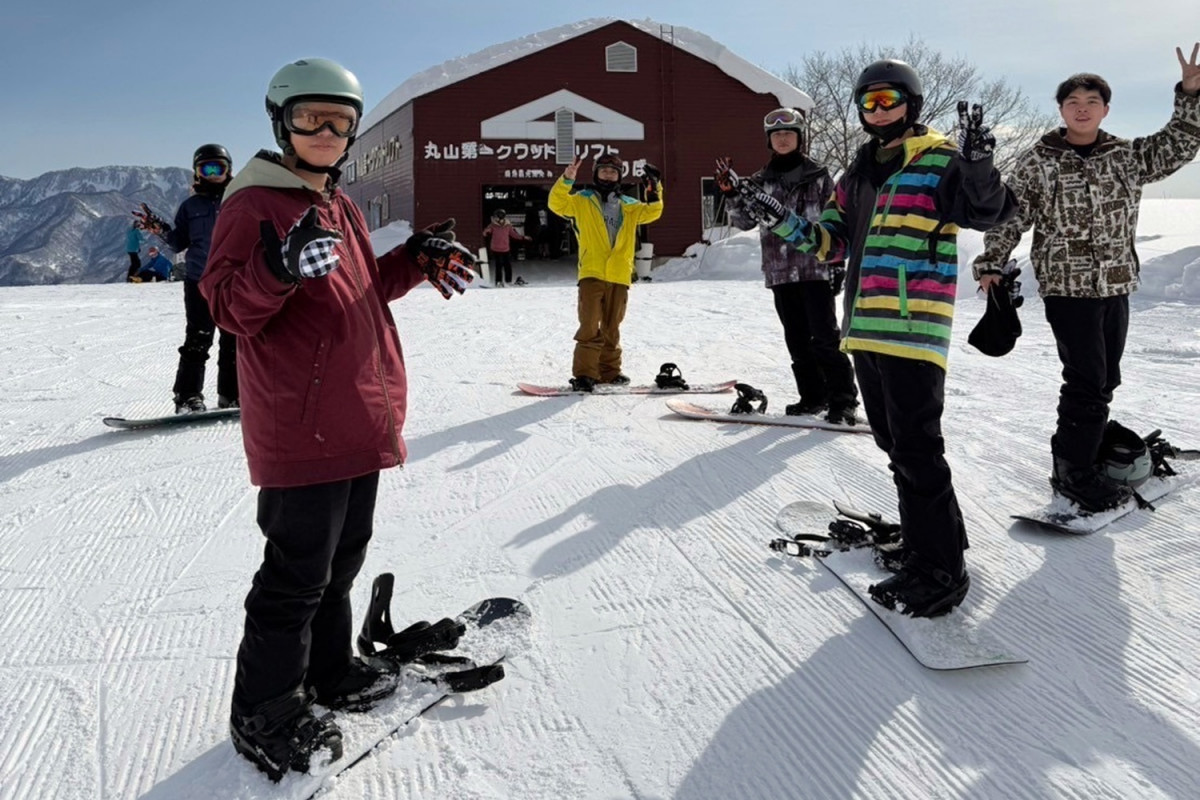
[201,151,426,488]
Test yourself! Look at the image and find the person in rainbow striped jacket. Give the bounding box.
[740,58,1017,618]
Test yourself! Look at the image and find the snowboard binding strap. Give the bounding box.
[356,573,499,692]
[655,362,689,390]
[730,383,768,415]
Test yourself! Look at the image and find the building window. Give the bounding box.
[368,199,382,230]
[381,193,389,223]
[344,160,357,184]
[555,108,575,165]
[606,42,637,73]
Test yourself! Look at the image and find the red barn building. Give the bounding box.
[344,18,812,269]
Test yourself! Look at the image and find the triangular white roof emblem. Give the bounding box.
[480,89,644,140]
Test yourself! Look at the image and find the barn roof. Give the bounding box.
[359,18,813,132]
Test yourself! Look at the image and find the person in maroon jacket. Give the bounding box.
[200,57,476,782]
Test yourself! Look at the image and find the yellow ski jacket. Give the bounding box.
[548,175,663,285]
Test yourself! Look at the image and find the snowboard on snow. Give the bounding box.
[518,380,736,397]
[772,501,1026,670]
[1012,472,1188,534]
[103,407,240,431]
[666,398,872,434]
[141,586,531,800]
[1013,435,1198,534]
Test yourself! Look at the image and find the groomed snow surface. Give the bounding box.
[3,201,1200,799]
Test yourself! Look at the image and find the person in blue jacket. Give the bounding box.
[124,222,145,282]
[136,144,238,413]
[134,246,173,282]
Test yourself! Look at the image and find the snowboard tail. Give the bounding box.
[103,407,240,430]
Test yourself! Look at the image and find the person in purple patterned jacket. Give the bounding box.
[717,109,858,424]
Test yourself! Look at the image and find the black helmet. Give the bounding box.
[854,59,924,122]
[193,143,231,168]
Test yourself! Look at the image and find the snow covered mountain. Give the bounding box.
[0,166,190,286]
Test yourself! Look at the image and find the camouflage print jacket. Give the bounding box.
[973,86,1200,298]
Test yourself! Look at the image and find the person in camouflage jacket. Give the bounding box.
[717,108,857,422]
[972,44,1200,512]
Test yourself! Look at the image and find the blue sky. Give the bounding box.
[2,0,1198,195]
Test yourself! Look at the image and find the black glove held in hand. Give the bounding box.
[740,185,787,229]
[956,101,996,163]
[406,219,476,299]
[641,163,662,198]
[829,263,846,295]
[133,203,171,236]
[260,206,343,285]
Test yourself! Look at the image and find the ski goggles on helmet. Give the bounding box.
[763,108,803,130]
[196,160,229,179]
[284,100,360,137]
[857,88,907,112]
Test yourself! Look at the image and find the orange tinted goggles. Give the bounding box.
[857,89,907,112]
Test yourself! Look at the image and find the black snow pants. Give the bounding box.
[1043,294,1129,467]
[231,472,380,712]
[771,280,857,407]
[173,279,238,402]
[854,351,967,576]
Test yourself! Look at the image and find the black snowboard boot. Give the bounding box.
[569,376,596,393]
[309,656,401,712]
[1051,457,1133,513]
[174,393,206,414]
[605,373,631,385]
[825,400,860,426]
[785,398,828,416]
[869,559,969,618]
[230,688,343,782]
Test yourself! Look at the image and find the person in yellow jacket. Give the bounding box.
[549,153,663,391]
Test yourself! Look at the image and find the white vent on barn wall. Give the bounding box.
[606,42,637,73]
[555,108,575,165]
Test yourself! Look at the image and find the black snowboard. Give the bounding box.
[103,407,240,430]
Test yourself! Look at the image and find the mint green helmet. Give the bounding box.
[265,58,364,151]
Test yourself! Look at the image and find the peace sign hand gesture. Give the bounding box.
[1178,43,1200,96]
[956,101,996,163]
[563,156,585,181]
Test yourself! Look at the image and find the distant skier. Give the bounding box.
[972,44,1200,513]
[200,57,476,782]
[135,143,238,413]
[548,153,663,391]
[123,222,144,282]
[716,108,858,424]
[133,246,172,282]
[482,208,529,286]
[737,59,1017,617]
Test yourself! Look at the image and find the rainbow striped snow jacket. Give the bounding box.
[770,128,1016,370]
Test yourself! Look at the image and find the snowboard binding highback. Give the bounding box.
[730,383,767,414]
[769,501,903,569]
[357,573,504,693]
[655,362,689,390]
